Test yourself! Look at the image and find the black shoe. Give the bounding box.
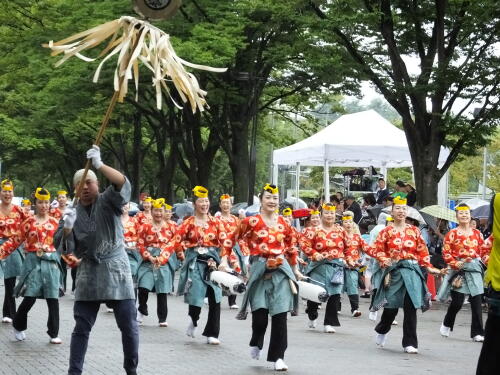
[360,292,371,299]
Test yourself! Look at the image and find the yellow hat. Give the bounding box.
[57,190,68,196]
[164,204,173,210]
[1,179,13,191]
[455,205,470,211]
[144,197,154,203]
[152,198,165,209]
[193,186,209,198]
[34,187,51,201]
[310,210,320,215]
[22,199,31,206]
[393,196,407,205]
[263,183,278,195]
[322,203,336,211]
[220,194,231,201]
[342,215,353,221]
[282,207,292,217]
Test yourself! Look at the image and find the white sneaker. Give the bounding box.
[106,308,114,313]
[308,319,317,329]
[375,333,387,347]
[186,320,196,338]
[207,337,220,345]
[250,346,261,360]
[369,311,378,321]
[2,317,13,324]
[136,312,144,324]
[50,337,62,344]
[440,324,451,337]
[159,321,168,327]
[473,335,484,342]
[324,325,336,333]
[352,310,362,318]
[229,304,239,310]
[13,329,25,341]
[404,346,419,354]
[274,359,288,371]
[392,320,398,325]
[204,297,209,305]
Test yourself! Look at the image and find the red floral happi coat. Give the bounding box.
[232,215,298,266]
[442,228,485,269]
[136,221,176,263]
[372,224,432,267]
[0,205,26,239]
[0,216,59,257]
[299,224,352,261]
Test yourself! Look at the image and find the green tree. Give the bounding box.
[309,0,500,206]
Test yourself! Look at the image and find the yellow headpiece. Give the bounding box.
[310,210,320,215]
[455,205,470,211]
[386,216,394,222]
[282,208,293,217]
[22,199,31,207]
[164,204,173,210]
[220,194,231,201]
[34,187,50,201]
[322,203,336,211]
[1,179,13,191]
[57,190,68,196]
[263,183,278,195]
[152,198,165,209]
[393,196,407,205]
[144,197,153,203]
[192,186,208,198]
[342,215,353,221]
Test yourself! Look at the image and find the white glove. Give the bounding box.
[63,207,77,229]
[86,145,103,169]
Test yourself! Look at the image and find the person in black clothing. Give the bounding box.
[375,178,390,204]
[395,181,417,207]
[344,195,362,224]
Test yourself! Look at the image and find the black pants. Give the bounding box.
[13,297,59,338]
[137,288,168,322]
[2,277,16,318]
[443,291,484,337]
[250,308,287,362]
[68,299,139,375]
[61,258,68,292]
[228,294,237,306]
[476,293,500,375]
[71,267,77,292]
[348,294,359,312]
[375,293,418,348]
[306,294,341,326]
[188,286,220,338]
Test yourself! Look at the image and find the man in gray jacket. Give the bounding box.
[55,145,138,375]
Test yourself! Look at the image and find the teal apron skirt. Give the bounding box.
[0,238,24,279]
[137,247,176,294]
[305,258,345,295]
[437,258,484,301]
[177,247,222,308]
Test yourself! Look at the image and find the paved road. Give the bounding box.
[0,284,485,375]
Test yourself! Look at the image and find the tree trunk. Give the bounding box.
[228,119,250,203]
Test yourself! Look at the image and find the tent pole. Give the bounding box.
[295,162,300,209]
[272,164,278,186]
[324,159,330,203]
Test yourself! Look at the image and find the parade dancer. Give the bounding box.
[342,211,370,318]
[0,179,26,323]
[49,190,69,221]
[21,199,33,217]
[163,203,177,226]
[135,197,152,225]
[299,203,352,333]
[0,188,62,344]
[55,146,138,375]
[170,186,230,345]
[231,184,301,372]
[218,193,244,310]
[136,198,179,327]
[371,196,442,354]
[437,204,487,342]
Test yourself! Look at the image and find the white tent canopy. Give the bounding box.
[272,110,450,205]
